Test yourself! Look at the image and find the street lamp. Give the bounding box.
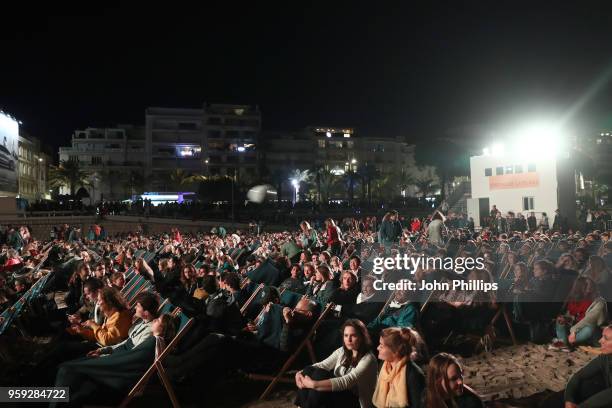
[291,178,299,205]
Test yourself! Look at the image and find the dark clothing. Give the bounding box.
[295,366,360,408]
[565,354,612,407]
[279,277,307,295]
[329,286,359,305]
[379,220,402,246]
[52,336,157,408]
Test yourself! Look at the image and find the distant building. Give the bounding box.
[18,132,50,202]
[145,103,260,188]
[468,146,577,229]
[58,125,145,201]
[60,103,261,201]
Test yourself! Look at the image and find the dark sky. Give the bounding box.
[2,3,612,157]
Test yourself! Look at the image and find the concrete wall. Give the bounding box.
[470,154,558,221]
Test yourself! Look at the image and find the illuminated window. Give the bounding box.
[495,166,503,175]
[527,163,536,172]
[318,140,326,148]
[505,166,513,174]
[515,165,523,173]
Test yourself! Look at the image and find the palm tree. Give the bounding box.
[357,163,380,204]
[310,165,325,203]
[268,169,288,205]
[318,168,337,205]
[396,171,415,198]
[342,169,359,204]
[414,177,437,199]
[121,170,146,197]
[289,169,311,203]
[48,160,91,197]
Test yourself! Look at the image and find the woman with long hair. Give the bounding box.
[325,219,342,257]
[424,353,483,408]
[551,277,608,350]
[73,287,131,346]
[307,264,337,305]
[372,327,425,408]
[66,262,91,313]
[300,221,319,249]
[295,319,377,408]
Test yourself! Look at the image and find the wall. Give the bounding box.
[470,154,559,222]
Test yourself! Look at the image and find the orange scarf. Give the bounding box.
[372,357,409,408]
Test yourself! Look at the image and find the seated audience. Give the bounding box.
[295,319,377,408]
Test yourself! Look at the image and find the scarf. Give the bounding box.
[372,357,409,408]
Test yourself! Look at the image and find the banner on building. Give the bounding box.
[0,113,19,194]
[489,173,539,190]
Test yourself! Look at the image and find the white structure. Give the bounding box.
[469,147,576,228]
[59,125,145,202]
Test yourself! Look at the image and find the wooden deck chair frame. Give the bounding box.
[485,303,517,346]
[240,283,264,315]
[249,302,335,400]
[119,309,195,408]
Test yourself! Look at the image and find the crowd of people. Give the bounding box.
[0,206,610,407]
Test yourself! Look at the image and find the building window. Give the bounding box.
[178,122,197,130]
[505,165,514,174]
[484,168,492,177]
[522,197,535,211]
[318,140,326,148]
[347,141,354,148]
[69,155,78,162]
[527,163,536,172]
[495,166,504,175]
[207,117,222,125]
[208,130,222,138]
[515,164,523,173]
[92,156,102,165]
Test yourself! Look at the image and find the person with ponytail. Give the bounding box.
[372,327,425,408]
[295,319,378,408]
[424,353,483,408]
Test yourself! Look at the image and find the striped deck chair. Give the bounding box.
[119,307,194,408]
[279,289,305,308]
[248,303,335,400]
[240,283,264,315]
[122,275,147,304]
[127,280,154,306]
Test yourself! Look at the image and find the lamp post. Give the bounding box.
[291,178,299,205]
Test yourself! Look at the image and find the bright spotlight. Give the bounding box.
[491,143,505,156]
[482,147,490,156]
[291,178,298,188]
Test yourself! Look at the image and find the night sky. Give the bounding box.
[2,3,612,157]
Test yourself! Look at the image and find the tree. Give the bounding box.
[396,171,415,197]
[416,137,470,202]
[48,160,91,197]
[357,163,380,203]
[414,177,437,199]
[342,169,359,203]
[288,169,311,203]
[121,170,146,197]
[268,169,288,205]
[318,168,337,205]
